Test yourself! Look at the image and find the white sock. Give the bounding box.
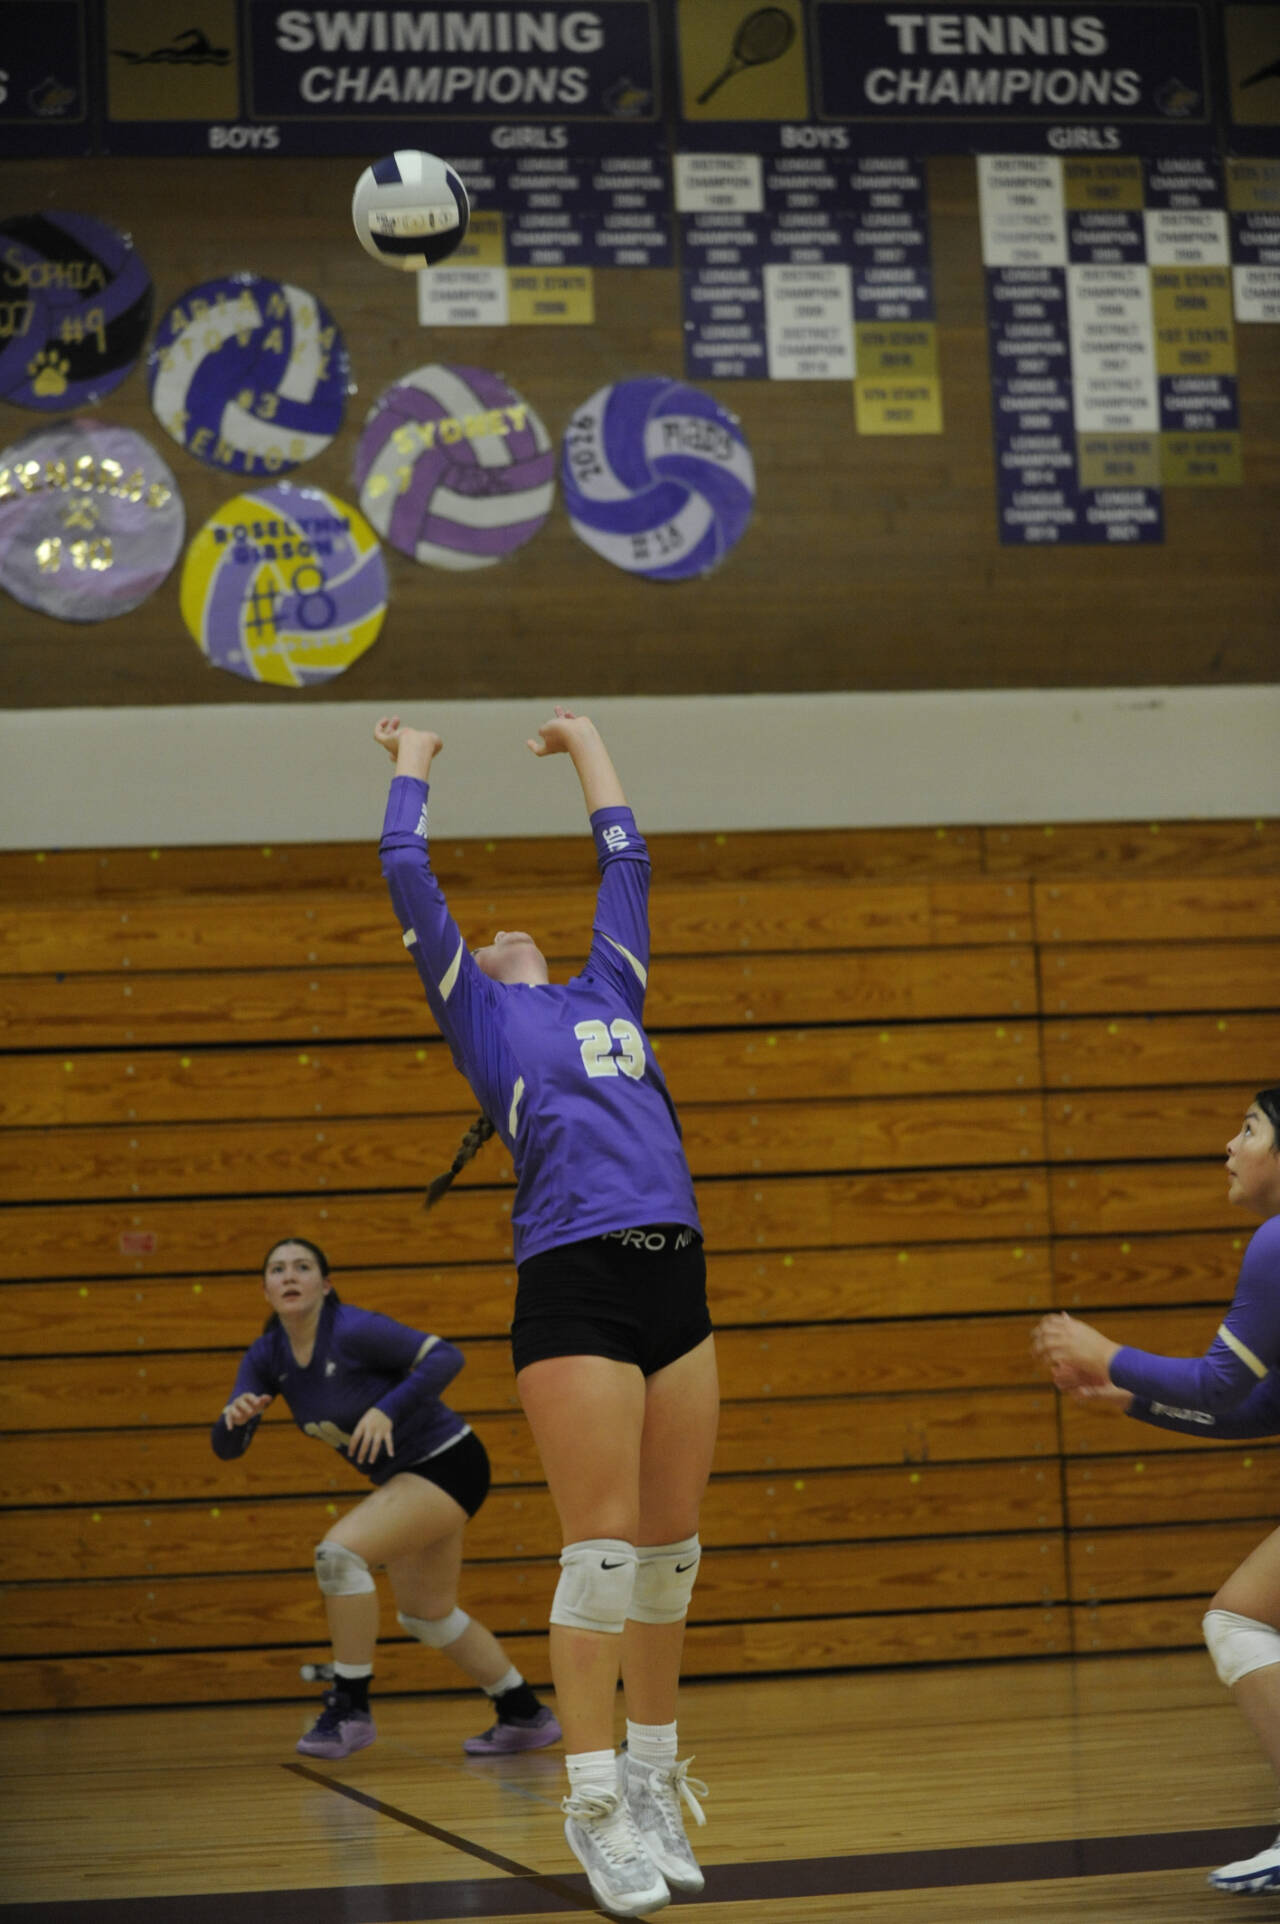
[626,1719,678,1769]
[483,1664,524,1698]
[567,1749,619,1799]
[333,1661,373,1680]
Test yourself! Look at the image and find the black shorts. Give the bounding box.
[511,1227,712,1378]
[404,1427,490,1518]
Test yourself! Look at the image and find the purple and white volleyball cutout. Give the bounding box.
[353,363,554,571]
[561,377,756,581]
[148,274,348,476]
[0,419,183,622]
[0,211,154,412]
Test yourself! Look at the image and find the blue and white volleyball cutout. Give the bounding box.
[352,151,470,271]
[147,274,348,476]
[561,377,756,581]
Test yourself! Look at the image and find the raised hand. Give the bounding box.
[374,715,443,774]
[527,705,593,757]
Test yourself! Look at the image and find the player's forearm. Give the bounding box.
[568,722,627,814]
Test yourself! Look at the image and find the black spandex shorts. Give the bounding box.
[511,1226,712,1378]
[404,1427,490,1518]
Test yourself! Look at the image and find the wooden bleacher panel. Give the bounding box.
[1032,878,1280,945]
[1066,1450,1280,1528]
[1044,1085,1250,1162]
[1067,1523,1264,1601]
[1041,942,1273,1015]
[2,945,1037,1050]
[0,1018,1043,1130]
[983,820,1279,877]
[1042,1013,1280,1090]
[2,819,1278,1710]
[1052,1231,1254,1311]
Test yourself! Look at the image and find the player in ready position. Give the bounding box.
[213,1235,559,1760]
[1034,1087,1280,1895]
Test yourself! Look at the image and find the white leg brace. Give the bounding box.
[1203,1609,1280,1686]
[314,1541,376,1596]
[629,1536,701,1624]
[551,1538,637,1633]
[397,1607,470,1648]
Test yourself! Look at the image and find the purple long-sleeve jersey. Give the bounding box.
[380,777,701,1266]
[1116,1215,1280,1439]
[210,1296,468,1486]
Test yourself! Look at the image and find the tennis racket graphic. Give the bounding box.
[696,6,796,104]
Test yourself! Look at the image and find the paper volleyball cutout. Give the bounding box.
[0,419,183,622]
[148,275,348,476]
[561,377,756,581]
[353,363,554,571]
[180,484,387,686]
[0,211,154,412]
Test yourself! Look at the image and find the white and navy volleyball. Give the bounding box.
[147,274,348,476]
[353,364,554,571]
[351,152,470,271]
[561,377,756,581]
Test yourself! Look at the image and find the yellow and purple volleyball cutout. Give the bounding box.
[0,211,154,412]
[148,275,348,477]
[180,484,387,687]
[353,364,554,571]
[0,420,183,622]
[561,377,756,580]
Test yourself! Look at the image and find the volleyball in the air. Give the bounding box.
[351,151,470,271]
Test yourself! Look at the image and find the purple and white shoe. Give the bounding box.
[296,1689,376,1760]
[463,1706,561,1756]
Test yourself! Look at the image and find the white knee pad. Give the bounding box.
[550,1539,637,1633]
[397,1607,470,1649]
[1203,1609,1280,1687]
[629,1536,701,1625]
[314,1540,375,1596]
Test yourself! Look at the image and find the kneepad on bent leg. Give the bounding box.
[397,1606,471,1648]
[629,1537,701,1625]
[314,1540,376,1596]
[550,1539,637,1633]
[1203,1608,1280,1686]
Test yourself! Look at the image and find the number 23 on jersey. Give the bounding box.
[575,1017,645,1081]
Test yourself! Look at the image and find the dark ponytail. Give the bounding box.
[1256,1087,1280,1145]
[426,1113,496,1210]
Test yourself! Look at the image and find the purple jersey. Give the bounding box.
[1116,1215,1280,1440]
[210,1296,468,1485]
[380,777,701,1265]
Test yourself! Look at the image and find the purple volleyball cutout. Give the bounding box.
[0,419,183,622]
[353,363,554,571]
[0,211,154,412]
[561,377,756,581]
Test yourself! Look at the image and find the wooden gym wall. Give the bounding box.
[2,817,1279,1713]
[1,148,1278,712]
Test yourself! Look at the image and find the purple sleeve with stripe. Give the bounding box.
[378,774,504,1111]
[1111,1217,1280,1412]
[1128,1371,1280,1440]
[210,1335,277,1459]
[582,806,651,1023]
[341,1311,465,1425]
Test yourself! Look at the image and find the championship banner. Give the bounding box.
[0,0,92,155]
[812,1,1217,156]
[980,149,1241,545]
[1229,156,1280,321]
[1221,3,1280,158]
